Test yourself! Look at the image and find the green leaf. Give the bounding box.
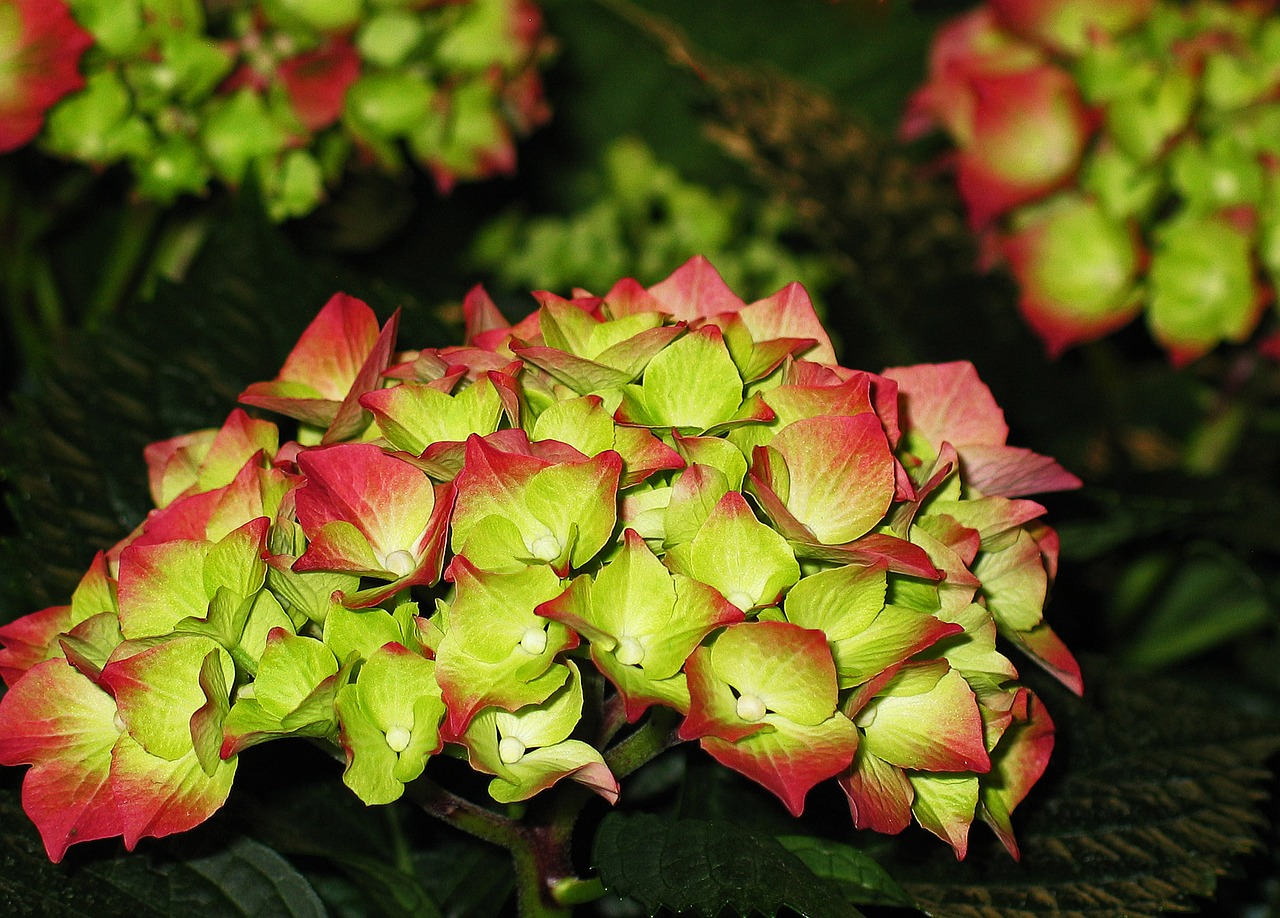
[174,836,329,917]
[775,836,911,908]
[235,771,444,918]
[884,660,1280,918]
[326,853,442,918]
[412,836,514,918]
[0,784,326,917]
[1120,548,1272,670]
[592,812,865,918]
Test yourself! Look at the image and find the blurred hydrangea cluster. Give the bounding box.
[0,258,1079,864]
[906,0,1280,364]
[0,0,552,219]
[471,138,837,306]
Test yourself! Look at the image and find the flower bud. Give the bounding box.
[990,0,1155,56]
[345,71,432,139]
[356,10,425,68]
[1148,214,1261,364]
[43,70,153,164]
[1001,196,1141,355]
[200,89,289,183]
[270,0,365,33]
[955,65,1093,227]
[133,135,209,204]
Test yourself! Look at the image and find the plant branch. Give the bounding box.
[604,707,682,780]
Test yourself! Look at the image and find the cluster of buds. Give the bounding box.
[905,0,1280,364]
[472,138,836,305]
[0,258,1081,864]
[0,0,552,219]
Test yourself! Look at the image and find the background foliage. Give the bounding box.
[3,1,1280,916]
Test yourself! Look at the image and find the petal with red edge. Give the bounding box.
[769,414,896,545]
[0,660,123,861]
[647,257,746,321]
[840,747,914,835]
[860,665,990,773]
[698,711,858,817]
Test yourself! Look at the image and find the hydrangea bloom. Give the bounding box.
[0,258,1080,864]
[5,0,552,218]
[906,0,1280,364]
[0,0,92,151]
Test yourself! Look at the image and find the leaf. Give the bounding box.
[1120,548,1272,670]
[592,812,865,918]
[0,783,326,918]
[412,834,515,918]
[882,659,1280,918]
[775,835,911,908]
[163,836,329,917]
[233,770,443,918]
[0,198,447,620]
[327,854,442,918]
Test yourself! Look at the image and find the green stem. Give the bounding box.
[30,255,65,339]
[395,710,683,916]
[383,805,414,875]
[1182,349,1258,476]
[550,876,606,907]
[404,775,516,849]
[405,777,569,917]
[604,706,682,780]
[83,201,164,330]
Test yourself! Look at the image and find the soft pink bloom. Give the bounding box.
[279,38,361,133]
[955,65,1095,227]
[0,0,92,151]
[901,7,1045,145]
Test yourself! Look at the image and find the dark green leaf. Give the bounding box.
[884,659,1280,918]
[775,836,910,908]
[412,835,514,918]
[233,769,443,918]
[328,854,441,918]
[592,812,864,918]
[1120,547,1273,669]
[0,785,326,918]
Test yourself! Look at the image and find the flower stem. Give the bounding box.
[405,776,572,917]
[83,201,164,331]
[605,706,682,779]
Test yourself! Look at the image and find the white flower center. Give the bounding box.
[735,693,767,723]
[385,725,412,753]
[614,636,645,666]
[384,549,417,578]
[498,736,526,764]
[528,534,562,562]
[726,590,755,612]
[520,626,548,655]
[112,711,128,734]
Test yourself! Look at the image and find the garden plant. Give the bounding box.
[4,0,1280,916]
[0,257,1081,913]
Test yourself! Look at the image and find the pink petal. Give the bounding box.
[647,256,746,321]
[883,361,1009,449]
[0,660,124,861]
[740,283,837,365]
[768,414,896,545]
[840,749,914,835]
[960,444,1082,497]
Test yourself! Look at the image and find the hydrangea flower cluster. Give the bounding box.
[0,258,1081,865]
[906,0,1280,364]
[1,0,551,219]
[0,0,92,152]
